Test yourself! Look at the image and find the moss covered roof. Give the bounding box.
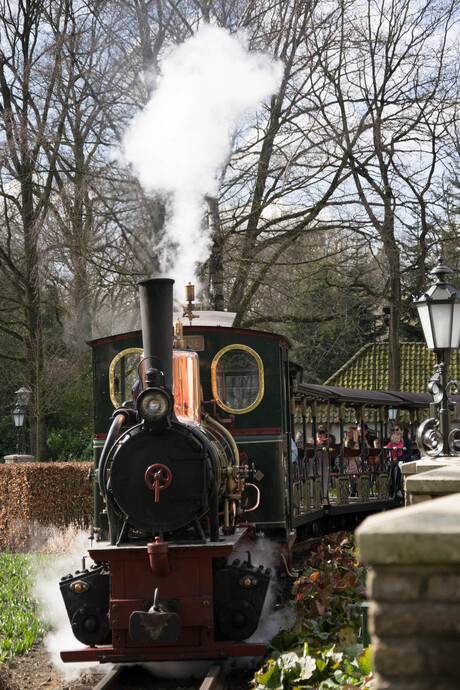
[324,341,460,392]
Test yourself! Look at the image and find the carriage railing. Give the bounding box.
[291,442,399,516]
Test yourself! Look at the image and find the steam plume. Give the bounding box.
[122,23,283,288]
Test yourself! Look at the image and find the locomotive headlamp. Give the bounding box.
[137,387,173,429]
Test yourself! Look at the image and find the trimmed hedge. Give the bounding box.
[0,462,93,552]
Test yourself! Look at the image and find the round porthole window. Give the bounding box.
[211,345,264,414]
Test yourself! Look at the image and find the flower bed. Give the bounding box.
[253,533,373,689]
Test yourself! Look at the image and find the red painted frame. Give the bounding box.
[60,529,267,664]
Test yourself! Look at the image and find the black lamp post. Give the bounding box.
[12,406,25,453]
[11,387,31,455]
[413,259,460,458]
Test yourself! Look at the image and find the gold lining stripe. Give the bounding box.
[211,344,264,415]
[108,347,143,408]
[236,439,283,444]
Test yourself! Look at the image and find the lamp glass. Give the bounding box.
[416,304,434,349]
[414,260,460,351]
[431,302,453,349]
[452,305,460,349]
[416,300,460,350]
[388,408,398,421]
[12,407,25,428]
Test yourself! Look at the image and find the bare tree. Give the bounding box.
[308,0,458,387]
[0,0,78,458]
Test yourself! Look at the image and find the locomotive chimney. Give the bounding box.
[138,278,175,391]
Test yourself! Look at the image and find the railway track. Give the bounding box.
[92,662,224,690]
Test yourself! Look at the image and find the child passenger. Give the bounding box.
[385,432,404,462]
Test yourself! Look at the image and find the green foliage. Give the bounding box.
[46,356,93,433]
[0,350,93,460]
[46,355,94,461]
[253,533,373,689]
[0,553,48,662]
[46,428,93,462]
[283,257,372,384]
[253,643,373,689]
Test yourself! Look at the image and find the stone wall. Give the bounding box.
[356,493,460,690]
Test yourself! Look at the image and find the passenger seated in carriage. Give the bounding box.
[385,431,404,497]
[344,426,360,496]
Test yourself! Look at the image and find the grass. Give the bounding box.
[0,552,48,663]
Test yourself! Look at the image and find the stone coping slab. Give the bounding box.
[401,456,460,476]
[3,454,35,463]
[401,458,437,475]
[356,492,460,565]
[405,465,460,495]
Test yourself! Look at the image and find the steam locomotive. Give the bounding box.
[59,277,428,664]
[60,279,273,664]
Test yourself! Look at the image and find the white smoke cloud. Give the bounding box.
[32,528,105,682]
[121,23,283,289]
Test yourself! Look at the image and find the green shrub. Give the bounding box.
[46,428,92,462]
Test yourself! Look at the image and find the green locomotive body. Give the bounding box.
[89,321,296,544]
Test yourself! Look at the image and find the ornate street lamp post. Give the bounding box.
[12,405,25,454]
[11,387,31,455]
[413,259,460,458]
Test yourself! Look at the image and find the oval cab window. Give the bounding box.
[211,345,264,414]
[109,348,144,408]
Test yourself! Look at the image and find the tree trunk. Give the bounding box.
[383,233,401,390]
[206,197,225,310]
[22,170,48,461]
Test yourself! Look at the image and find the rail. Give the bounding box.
[92,663,223,690]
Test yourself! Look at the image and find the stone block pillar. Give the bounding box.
[356,493,460,690]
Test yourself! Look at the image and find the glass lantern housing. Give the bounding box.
[414,262,460,351]
[12,406,25,428]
